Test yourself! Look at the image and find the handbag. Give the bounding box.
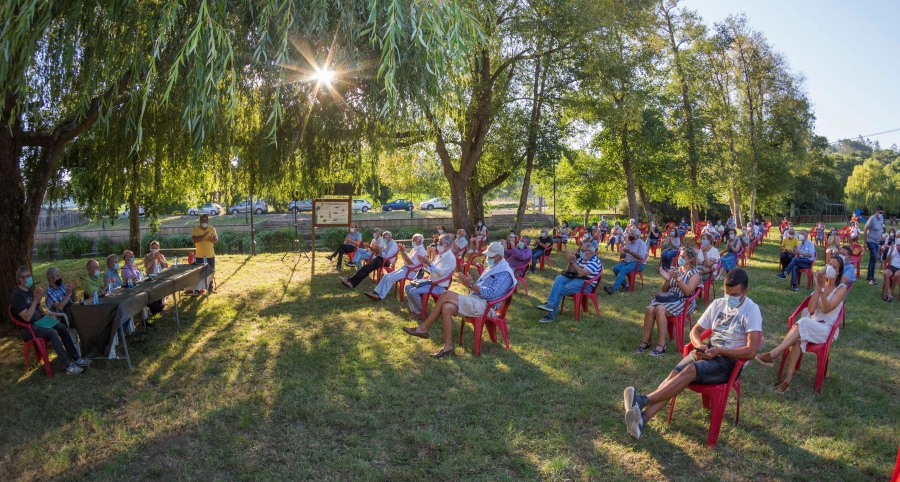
[653,292,679,303]
[562,270,580,279]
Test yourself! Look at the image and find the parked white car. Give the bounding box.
[419,197,449,210]
[352,199,372,213]
[188,203,223,216]
[121,205,146,217]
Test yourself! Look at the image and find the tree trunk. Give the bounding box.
[448,172,472,234]
[514,51,547,233]
[690,205,699,231]
[0,123,32,329]
[128,198,141,256]
[583,210,590,228]
[731,186,743,227]
[621,132,639,220]
[638,183,654,224]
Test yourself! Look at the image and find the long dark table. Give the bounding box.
[69,264,213,369]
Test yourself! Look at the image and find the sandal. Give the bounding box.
[635,341,651,354]
[650,344,666,357]
[774,380,791,393]
[755,352,775,367]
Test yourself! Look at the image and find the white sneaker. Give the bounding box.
[66,363,84,375]
[74,357,91,367]
[626,406,643,439]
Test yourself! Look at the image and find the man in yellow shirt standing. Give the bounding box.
[191,214,219,293]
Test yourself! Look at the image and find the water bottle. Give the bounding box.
[108,280,114,294]
[155,262,161,275]
[93,290,98,305]
[174,256,178,266]
[127,277,133,288]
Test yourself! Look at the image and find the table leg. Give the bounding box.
[118,325,132,371]
[172,282,181,331]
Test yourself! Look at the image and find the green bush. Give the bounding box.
[35,241,53,259]
[57,233,92,259]
[219,230,250,254]
[255,228,295,253]
[96,235,113,256]
[320,228,349,250]
[166,234,194,249]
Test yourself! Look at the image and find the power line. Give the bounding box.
[830,127,900,145]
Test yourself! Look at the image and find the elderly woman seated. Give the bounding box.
[696,233,719,282]
[659,227,682,270]
[755,256,847,393]
[606,222,624,250]
[636,247,701,357]
[824,227,841,265]
[715,228,742,280]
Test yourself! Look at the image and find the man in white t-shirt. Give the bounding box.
[365,234,429,301]
[622,268,762,439]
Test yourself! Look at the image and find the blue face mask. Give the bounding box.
[94,270,101,278]
[25,276,33,288]
[701,239,710,247]
[113,263,120,270]
[727,294,743,309]
[487,257,496,267]
[677,258,686,267]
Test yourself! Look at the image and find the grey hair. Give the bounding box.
[582,243,597,253]
[16,265,30,280]
[46,266,60,280]
[520,235,531,244]
[457,229,467,237]
[439,234,454,245]
[412,233,424,244]
[382,231,392,238]
[106,254,118,265]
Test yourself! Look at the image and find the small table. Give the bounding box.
[69,264,213,369]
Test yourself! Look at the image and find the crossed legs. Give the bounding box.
[406,290,460,351]
[757,324,802,391]
[641,364,699,423]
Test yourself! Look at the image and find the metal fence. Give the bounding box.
[36,210,87,231]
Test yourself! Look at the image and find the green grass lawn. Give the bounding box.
[1,234,898,480]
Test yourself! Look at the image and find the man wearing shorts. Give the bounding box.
[621,268,762,439]
[402,242,515,358]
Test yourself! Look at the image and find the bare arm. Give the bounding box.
[18,287,44,322]
[704,332,762,361]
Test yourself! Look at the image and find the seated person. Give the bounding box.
[588,223,602,251]
[144,240,170,315]
[741,225,753,249]
[678,218,689,237]
[426,226,446,258]
[660,228,682,270]
[104,254,124,291]
[815,222,826,244]
[838,246,856,285]
[402,242,515,358]
[882,240,900,301]
[366,234,428,301]
[405,234,458,315]
[715,229,742,280]
[696,233,719,282]
[646,223,661,249]
[11,266,89,374]
[45,266,78,320]
[824,227,841,264]
[779,228,799,271]
[606,222,623,250]
[848,221,860,243]
[636,247,701,356]
[605,228,648,294]
[120,250,142,285]
[780,217,789,234]
[778,229,815,291]
[555,221,571,245]
[340,231,398,289]
[715,220,725,239]
[351,228,384,267]
[326,223,363,269]
[781,222,794,240]
[756,258,847,392]
[451,229,468,264]
[469,221,488,252]
[83,259,107,298]
[535,243,602,323]
[530,229,553,274]
[599,216,609,242]
[504,234,531,275]
[702,222,719,240]
[623,268,761,439]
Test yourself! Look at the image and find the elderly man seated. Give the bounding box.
[340,231,398,289]
[405,234,458,316]
[11,266,89,375]
[104,254,124,291]
[535,243,602,323]
[778,228,815,291]
[622,269,761,439]
[83,259,106,298]
[530,229,553,274]
[351,228,384,268]
[504,234,532,272]
[365,234,428,301]
[402,242,516,358]
[605,228,648,294]
[779,227,799,270]
[45,266,78,320]
[120,250,142,286]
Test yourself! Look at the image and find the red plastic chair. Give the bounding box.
[392,263,423,301]
[627,255,649,292]
[764,221,772,238]
[342,246,358,268]
[8,306,53,377]
[796,249,817,289]
[666,328,756,447]
[573,226,585,246]
[458,288,515,355]
[648,241,658,258]
[472,229,488,253]
[777,298,844,394]
[513,261,530,296]
[702,258,722,304]
[539,246,553,271]
[891,443,900,482]
[737,247,746,268]
[464,251,486,276]
[559,271,603,321]
[369,250,399,283]
[666,288,702,350]
[420,272,456,322]
[850,243,863,278]
[454,247,467,272]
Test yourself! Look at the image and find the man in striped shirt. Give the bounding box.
[403,242,515,358]
[536,243,602,323]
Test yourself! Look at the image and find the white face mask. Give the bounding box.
[151,248,159,254]
[349,228,356,233]
[200,223,208,229]
[517,241,525,249]
[436,245,447,254]
[798,234,805,241]
[824,264,837,279]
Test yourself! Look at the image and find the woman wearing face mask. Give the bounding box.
[144,240,169,275]
[451,229,469,265]
[824,228,841,265]
[469,221,488,252]
[637,247,701,356]
[531,229,554,274]
[660,228,682,270]
[606,222,623,251]
[647,223,661,251]
[715,229,742,280]
[326,222,363,269]
[755,256,848,393]
[882,237,900,301]
[555,221,571,246]
[696,233,720,283]
[504,234,532,272]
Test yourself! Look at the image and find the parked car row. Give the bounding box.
[183,196,447,216]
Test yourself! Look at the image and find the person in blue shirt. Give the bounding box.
[104,254,124,290]
[778,229,816,291]
[535,243,603,323]
[838,246,856,286]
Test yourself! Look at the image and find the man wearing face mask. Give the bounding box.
[402,242,515,358]
[535,243,602,323]
[623,269,761,439]
[365,234,428,301]
[351,228,384,268]
[103,254,124,290]
[84,259,106,298]
[504,233,532,272]
[531,229,554,274]
[838,246,856,285]
[340,231,398,288]
[45,267,78,320]
[779,228,800,271]
[778,229,815,291]
[469,221,488,252]
[143,240,169,315]
[191,214,219,292]
[863,205,885,285]
[11,266,89,375]
[605,228,647,294]
[120,250,142,285]
[327,222,363,269]
[405,234,458,315]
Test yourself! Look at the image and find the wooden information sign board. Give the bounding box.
[313,199,351,228]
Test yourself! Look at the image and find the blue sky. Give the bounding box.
[682,0,900,150]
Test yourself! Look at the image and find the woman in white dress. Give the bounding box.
[755,255,848,393]
[636,247,701,357]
